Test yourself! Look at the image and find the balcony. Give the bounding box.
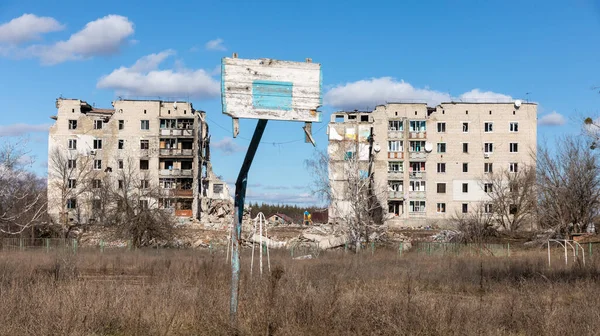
[387,130,404,139]
[409,171,425,179]
[409,191,426,199]
[408,151,426,159]
[388,152,404,159]
[159,148,194,157]
[160,189,194,197]
[388,191,404,200]
[160,129,194,137]
[159,169,193,177]
[408,131,426,139]
[388,171,404,180]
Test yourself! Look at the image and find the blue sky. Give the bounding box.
[1,0,599,205]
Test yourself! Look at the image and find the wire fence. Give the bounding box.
[0,238,597,260]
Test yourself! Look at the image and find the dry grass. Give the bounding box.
[0,248,599,335]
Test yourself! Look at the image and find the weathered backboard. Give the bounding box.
[221,57,322,122]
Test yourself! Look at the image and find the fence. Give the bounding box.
[1,238,597,260]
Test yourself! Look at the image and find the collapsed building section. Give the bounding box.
[47,98,231,226]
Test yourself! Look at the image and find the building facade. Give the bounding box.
[328,101,537,227]
[47,98,230,226]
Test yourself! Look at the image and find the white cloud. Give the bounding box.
[212,137,246,155]
[324,77,514,109]
[0,14,64,44]
[0,123,51,136]
[96,50,220,99]
[458,89,513,103]
[205,38,226,51]
[29,15,134,65]
[538,111,566,126]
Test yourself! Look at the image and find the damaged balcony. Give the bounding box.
[159,118,194,137]
[159,178,194,197]
[159,198,193,217]
[159,138,194,157]
[159,159,193,177]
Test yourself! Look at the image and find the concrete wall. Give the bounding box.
[327,101,537,228]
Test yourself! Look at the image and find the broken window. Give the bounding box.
[68,120,77,130]
[510,143,518,153]
[510,122,519,132]
[92,199,102,210]
[462,203,468,213]
[484,203,493,214]
[389,201,403,216]
[67,198,77,209]
[462,183,469,193]
[388,161,403,172]
[409,141,425,152]
[68,139,77,150]
[119,120,124,130]
[213,184,223,194]
[118,180,124,189]
[437,143,446,153]
[389,180,403,192]
[141,120,150,130]
[437,122,446,133]
[67,179,76,189]
[463,163,468,173]
[67,159,76,169]
[437,203,446,213]
[484,162,493,173]
[388,140,403,152]
[409,201,426,212]
[484,122,493,132]
[160,119,176,129]
[140,160,149,170]
[462,122,469,133]
[462,143,469,153]
[93,179,102,189]
[484,183,493,193]
[118,159,123,169]
[509,204,518,215]
[437,183,446,193]
[94,120,103,130]
[510,162,518,173]
[140,140,150,150]
[409,120,426,132]
[93,139,102,150]
[388,120,403,131]
[360,115,369,122]
[409,181,426,192]
[334,115,345,123]
[140,180,149,189]
[437,163,446,173]
[93,160,102,170]
[139,200,149,209]
[484,143,493,153]
[409,161,425,172]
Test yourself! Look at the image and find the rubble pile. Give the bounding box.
[431,230,461,242]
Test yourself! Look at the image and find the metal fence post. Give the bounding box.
[507,243,511,257]
[19,238,23,251]
[45,238,49,253]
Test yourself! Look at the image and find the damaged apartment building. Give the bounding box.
[328,101,537,227]
[47,98,231,226]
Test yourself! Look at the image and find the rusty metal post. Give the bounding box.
[230,119,268,328]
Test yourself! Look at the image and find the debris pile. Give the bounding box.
[431,230,461,242]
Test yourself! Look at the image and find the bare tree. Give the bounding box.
[0,137,47,235]
[48,147,98,230]
[95,158,175,247]
[305,139,385,251]
[449,203,497,243]
[536,136,600,235]
[480,165,536,231]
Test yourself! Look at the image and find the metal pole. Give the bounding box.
[230,119,268,327]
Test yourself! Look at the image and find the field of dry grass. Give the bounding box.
[0,248,599,335]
